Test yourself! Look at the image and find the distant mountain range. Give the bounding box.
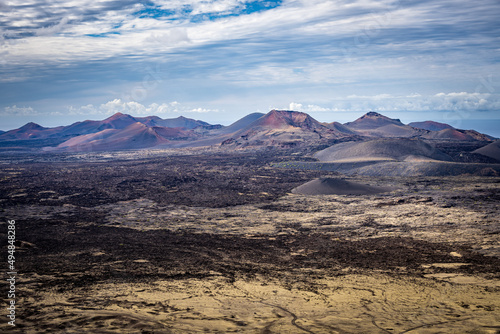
[0,110,496,153]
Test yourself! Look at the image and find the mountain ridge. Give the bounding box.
[0,110,496,153]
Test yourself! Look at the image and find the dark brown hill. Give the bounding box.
[55,122,168,152]
[292,177,393,195]
[409,120,454,131]
[214,113,266,134]
[424,128,494,141]
[221,110,347,148]
[0,122,63,140]
[473,140,500,162]
[343,112,427,137]
[314,138,452,162]
[135,115,211,129]
[344,111,404,129]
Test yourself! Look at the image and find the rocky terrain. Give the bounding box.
[1,150,499,333]
[1,110,499,333]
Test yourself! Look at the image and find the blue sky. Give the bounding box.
[1,0,499,136]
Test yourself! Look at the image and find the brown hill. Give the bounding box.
[221,110,346,148]
[457,129,494,141]
[423,128,493,141]
[55,122,168,152]
[59,120,108,136]
[352,161,500,177]
[314,138,452,162]
[323,122,357,134]
[292,177,392,195]
[57,113,138,137]
[2,110,495,153]
[135,115,212,129]
[152,126,197,140]
[0,122,65,140]
[473,140,500,162]
[251,109,324,130]
[97,112,138,130]
[409,121,454,131]
[343,112,427,138]
[214,113,266,134]
[344,112,404,130]
[60,113,213,137]
[365,124,427,138]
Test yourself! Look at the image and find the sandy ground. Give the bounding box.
[9,273,500,334]
[1,165,499,333]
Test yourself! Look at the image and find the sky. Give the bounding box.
[1,0,500,136]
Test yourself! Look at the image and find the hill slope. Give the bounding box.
[0,110,495,153]
[314,138,452,162]
[135,115,211,129]
[0,122,63,140]
[344,112,405,130]
[423,128,493,141]
[344,112,427,138]
[409,121,454,131]
[214,113,266,134]
[473,140,500,162]
[292,177,392,195]
[221,110,346,148]
[55,122,168,152]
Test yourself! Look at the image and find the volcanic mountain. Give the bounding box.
[0,110,496,153]
[323,122,357,134]
[310,138,500,177]
[314,138,453,162]
[220,110,346,148]
[345,112,404,130]
[423,128,493,141]
[292,177,393,195]
[473,140,500,162]
[54,122,169,152]
[135,115,212,129]
[214,113,266,134]
[343,112,427,137]
[2,113,215,142]
[409,120,454,131]
[0,122,63,140]
[250,109,324,130]
[55,112,140,138]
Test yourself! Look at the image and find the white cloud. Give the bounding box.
[66,99,214,116]
[35,17,70,36]
[144,28,191,46]
[190,107,218,113]
[3,105,38,116]
[289,92,500,113]
[1,0,500,118]
[190,0,245,16]
[289,102,331,112]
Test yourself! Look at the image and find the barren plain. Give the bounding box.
[1,150,499,333]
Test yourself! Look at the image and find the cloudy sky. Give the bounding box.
[1,0,499,135]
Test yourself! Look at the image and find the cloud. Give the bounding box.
[289,92,500,113]
[431,92,498,112]
[3,105,38,116]
[35,17,70,36]
[1,0,500,120]
[66,99,214,116]
[189,0,246,16]
[189,107,218,113]
[289,102,331,112]
[144,28,191,46]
